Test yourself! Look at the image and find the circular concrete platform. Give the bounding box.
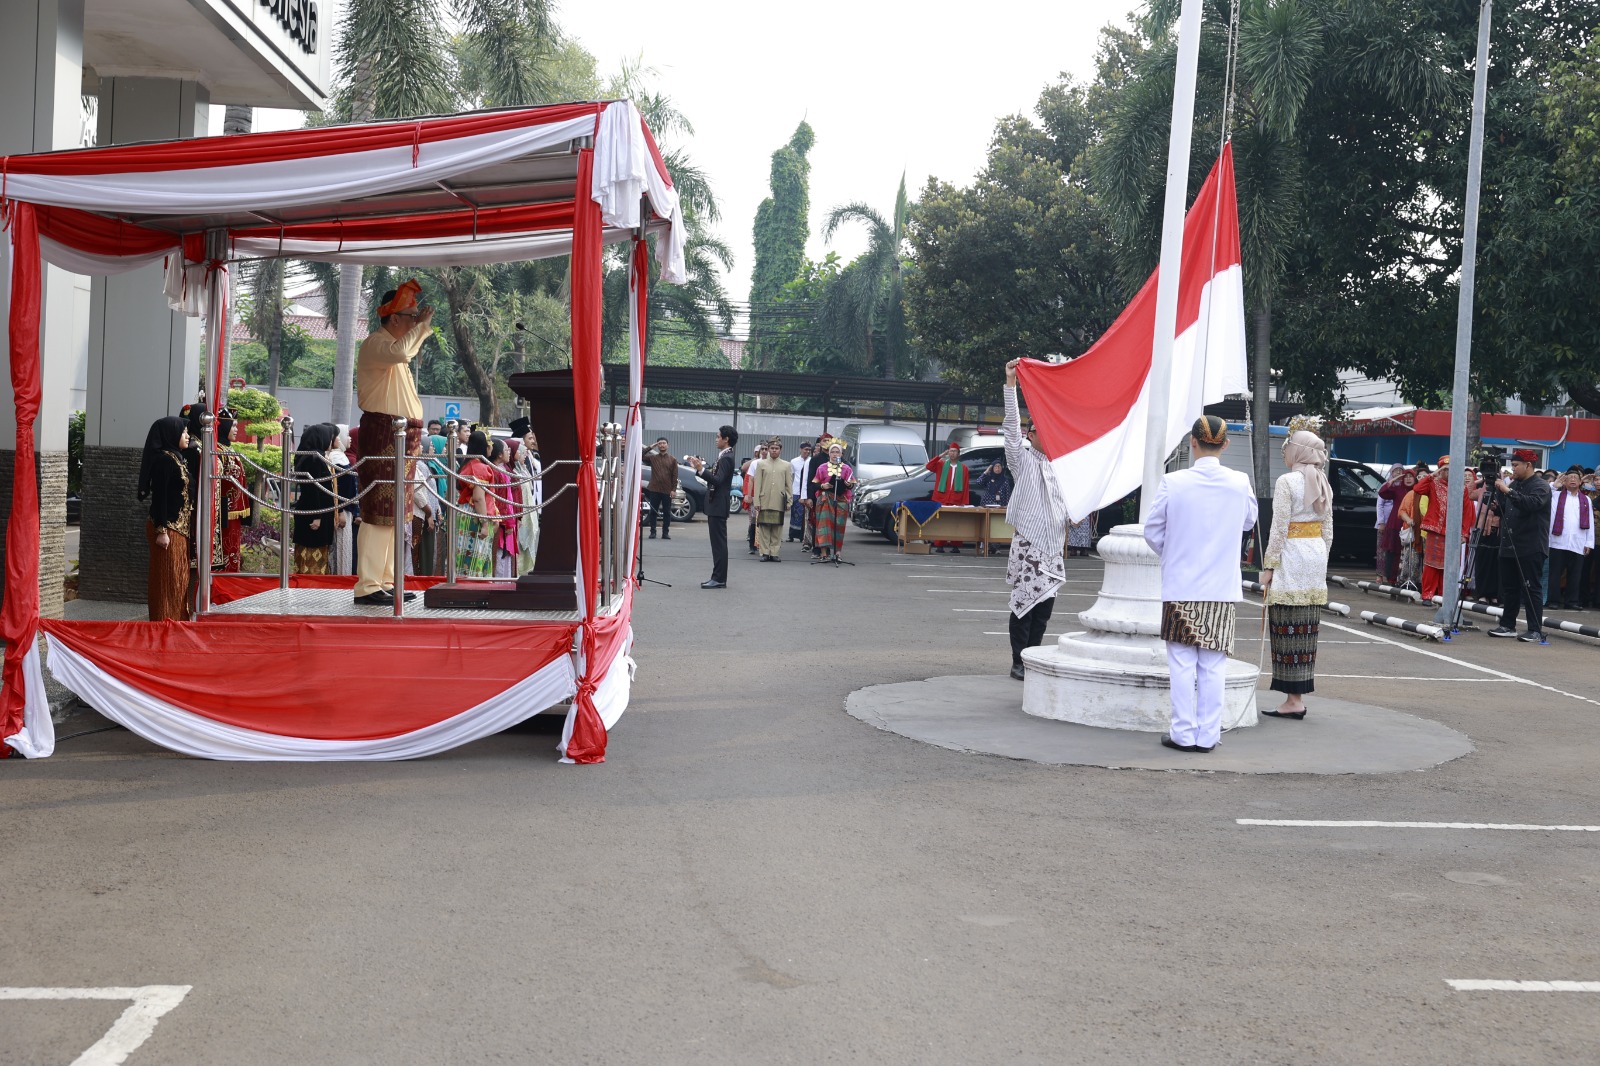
[846,674,1473,774]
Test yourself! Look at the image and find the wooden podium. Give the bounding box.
[423,370,579,612]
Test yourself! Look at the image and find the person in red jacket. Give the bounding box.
[1413,456,1475,602]
[926,440,970,553]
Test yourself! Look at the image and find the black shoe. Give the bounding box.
[661,534,670,540]
[1518,630,1546,643]
[950,547,961,555]
[700,579,726,589]
[1564,604,1582,612]
[1261,708,1306,720]
[1487,626,1517,638]
[934,546,945,554]
[770,556,783,562]
[1161,735,1200,752]
[649,531,656,539]
[353,591,392,606]
[1009,663,1025,680]
[748,548,759,555]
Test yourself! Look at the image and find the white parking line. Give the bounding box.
[927,589,1011,594]
[1319,618,1600,708]
[1447,980,1600,992]
[0,986,192,1065]
[1237,819,1600,831]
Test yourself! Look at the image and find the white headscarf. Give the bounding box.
[329,423,351,468]
[1283,430,1332,517]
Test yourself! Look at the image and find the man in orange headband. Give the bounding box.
[353,280,432,606]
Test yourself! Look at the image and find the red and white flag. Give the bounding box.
[1016,145,1248,521]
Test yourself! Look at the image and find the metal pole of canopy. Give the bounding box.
[392,417,407,617]
[279,414,294,590]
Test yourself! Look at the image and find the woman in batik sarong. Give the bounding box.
[139,416,193,621]
[1260,421,1334,719]
[291,423,341,575]
[507,436,539,574]
[811,442,855,561]
[180,403,250,573]
[454,431,497,578]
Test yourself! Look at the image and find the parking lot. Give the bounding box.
[5,521,1598,1063]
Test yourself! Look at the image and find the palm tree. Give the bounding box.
[819,174,911,378]
[322,0,558,425]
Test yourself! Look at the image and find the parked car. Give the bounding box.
[66,492,81,524]
[653,463,737,523]
[838,422,930,482]
[852,445,1006,543]
[1324,457,1384,563]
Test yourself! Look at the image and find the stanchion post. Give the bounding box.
[197,409,215,616]
[279,414,294,590]
[393,416,407,618]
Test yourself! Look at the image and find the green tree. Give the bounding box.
[818,175,913,379]
[905,79,1123,394]
[748,122,816,367]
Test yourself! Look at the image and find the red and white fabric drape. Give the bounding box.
[1,99,680,760]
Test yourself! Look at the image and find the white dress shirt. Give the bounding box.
[791,454,811,497]
[1548,490,1595,554]
[1144,456,1259,602]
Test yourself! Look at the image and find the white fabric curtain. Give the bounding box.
[43,634,577,761]
[2,116,599,215]
[4,642,55,759]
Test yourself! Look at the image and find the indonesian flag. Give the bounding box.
[1016,145,1248,521]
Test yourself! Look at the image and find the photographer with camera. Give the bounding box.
[1486,449,1552,642]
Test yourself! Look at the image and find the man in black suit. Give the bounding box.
[691,425,738,589]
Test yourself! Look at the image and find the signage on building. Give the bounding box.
[259,0,318,54]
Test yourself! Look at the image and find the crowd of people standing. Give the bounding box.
[1376,454,1594,639]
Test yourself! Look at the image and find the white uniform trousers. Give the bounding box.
[1166,641,1226,749]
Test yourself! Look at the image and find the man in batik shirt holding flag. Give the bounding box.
[925,440,970,553]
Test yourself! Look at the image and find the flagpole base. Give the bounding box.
[1021,524,1259,732]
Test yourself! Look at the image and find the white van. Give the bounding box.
[838,423,930,482]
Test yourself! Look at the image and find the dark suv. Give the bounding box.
[852,446,1006,543]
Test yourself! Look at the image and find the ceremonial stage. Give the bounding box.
[1,99,684,763]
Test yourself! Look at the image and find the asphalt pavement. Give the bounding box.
[5,519,1598,1064]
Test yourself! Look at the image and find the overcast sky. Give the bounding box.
[560,0,1127,314]
[246,2,1132,325]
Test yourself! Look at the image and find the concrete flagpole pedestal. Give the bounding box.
[1020,525,1258,731]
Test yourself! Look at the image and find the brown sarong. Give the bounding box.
[1161,600,1237,655]
[357,411,423,525]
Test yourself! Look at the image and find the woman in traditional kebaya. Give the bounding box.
[509,424,541,573]
[454,431,497,578]
[138,416,193,621]
[1377,466,1417,585]
[1260,424,1335,719]
[487,438,519,578]
[291,422,341,575]
[811,442,855,561]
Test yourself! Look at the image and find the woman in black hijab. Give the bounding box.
[138,415,193,621]
[291,422,342,574]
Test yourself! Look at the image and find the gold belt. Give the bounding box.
[1288,521,1323,538]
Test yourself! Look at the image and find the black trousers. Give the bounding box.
[707,515,728,583]
[1499,553,1544,633]
[1009,597,1055,665]
[645,490,671,535]
[1548,548,1585,607]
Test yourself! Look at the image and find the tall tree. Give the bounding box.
[905,80,1122,394]
[748,122,815,367]
[819,174,912,379]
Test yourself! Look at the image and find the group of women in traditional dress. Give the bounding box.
[140,410,545,621]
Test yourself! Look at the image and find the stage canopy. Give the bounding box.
[1,100,676,762]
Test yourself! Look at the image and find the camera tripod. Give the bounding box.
[1448,480,1541,641]
[636,509,671,587]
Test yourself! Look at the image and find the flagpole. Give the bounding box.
[1437,0,1493,626]
[1140,0,1205,521]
